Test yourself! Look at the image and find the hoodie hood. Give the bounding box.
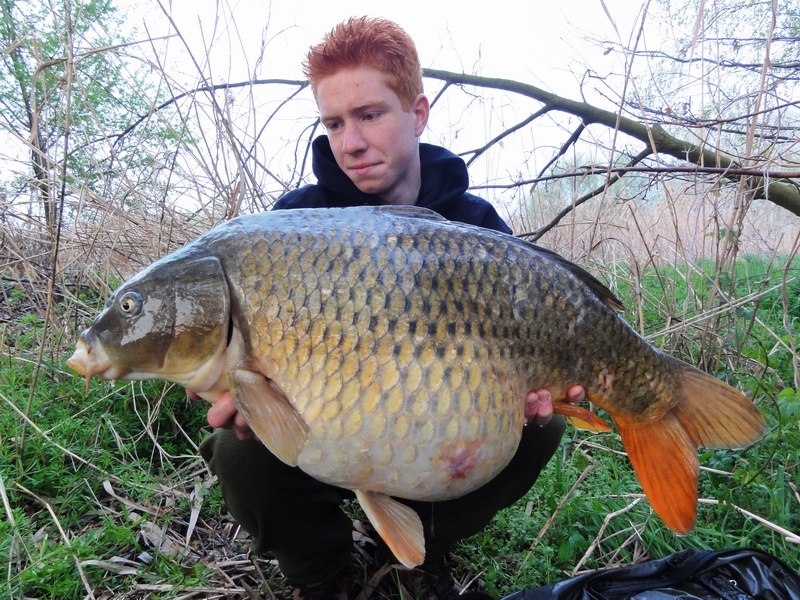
[275,136,511,235]
[311,136,469,213]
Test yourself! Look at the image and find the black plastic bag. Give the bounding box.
[503,548,800,600]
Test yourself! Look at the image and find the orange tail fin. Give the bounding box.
[617,413,699,534]
[614,360,766,535]
[671,361,766,450]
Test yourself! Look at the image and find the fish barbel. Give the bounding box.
[67,206,765,567]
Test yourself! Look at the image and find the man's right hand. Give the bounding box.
[187,390,254,440]
[524,385,585,426]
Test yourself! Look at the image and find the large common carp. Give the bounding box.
[68,206,765,567]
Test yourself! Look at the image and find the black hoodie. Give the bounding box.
[272,136,512,235]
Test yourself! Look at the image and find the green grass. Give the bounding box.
[0,314,234,598]
[1,254,798,598]
[451,253,800,596]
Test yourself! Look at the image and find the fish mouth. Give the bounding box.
[66,335,116,393]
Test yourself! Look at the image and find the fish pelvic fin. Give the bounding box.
[672,361,766,449]
[553,401,611,433]
[355,490,425,569]
[228,370,308,466]
[617,413,699,535]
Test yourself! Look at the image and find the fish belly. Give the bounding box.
[295,386,525,500]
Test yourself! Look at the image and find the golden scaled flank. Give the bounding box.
[225,222,520,492]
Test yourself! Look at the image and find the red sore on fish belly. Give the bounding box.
[442,442,484,479]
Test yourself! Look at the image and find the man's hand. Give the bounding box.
[187,390,254,440]
[189,384,586,440]
[524,385,585,427]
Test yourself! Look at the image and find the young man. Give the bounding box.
[198,17,585,600]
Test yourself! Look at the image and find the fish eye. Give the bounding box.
[118,292,142,316]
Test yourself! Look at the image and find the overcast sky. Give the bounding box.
[144,0,651,94]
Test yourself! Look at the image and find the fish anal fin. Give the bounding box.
[228,370,308,466]
[553,401,611,433]
[672,362,766,449]
[617,413,699,535]
[355,489,425,569]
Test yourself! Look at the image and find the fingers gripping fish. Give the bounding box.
[68,206,766,568]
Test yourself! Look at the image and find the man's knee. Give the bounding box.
[200,429,354,581]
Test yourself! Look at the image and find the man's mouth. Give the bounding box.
[349,162,380,176]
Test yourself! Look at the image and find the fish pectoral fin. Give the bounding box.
[617,413,699,535]
[553,401,611,433]
[672,362,766,449]
[355,489,425,569]
[227,370,308,467]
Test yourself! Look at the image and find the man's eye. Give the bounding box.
[363,113,376,121]
[326,122,341,131]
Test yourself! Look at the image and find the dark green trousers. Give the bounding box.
[200,416,565,584]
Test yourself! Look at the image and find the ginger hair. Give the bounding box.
[303,17,424,110]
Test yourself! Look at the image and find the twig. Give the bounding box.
[517,463,597,575]
[102,480,161,517]
[605,493,800,544]
[520,148,653,242]
[573,440,736,477]
[645,280,794,340]
[697,498,800,544]
[533,122,587,183]
[0,471,15,527]
[463,106,552,167]
[251,556,279,600]
[571,499,642,575]
[356,562,396,600]
[0,391,120,481]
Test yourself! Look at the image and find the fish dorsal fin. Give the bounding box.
[553,401,611,433]
[373,205,445,221]
[228,370,308,466]
[523,242,624,311]
[616,412,699,535]
[355,489,425,568]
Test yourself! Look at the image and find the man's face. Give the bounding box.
[316,67,429,206]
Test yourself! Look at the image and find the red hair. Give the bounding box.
[303,17,424,111]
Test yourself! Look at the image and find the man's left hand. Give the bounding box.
[524,385,585,427]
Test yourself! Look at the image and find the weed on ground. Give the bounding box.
[1,252,798,598]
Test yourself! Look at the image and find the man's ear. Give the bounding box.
[412,93,430,136]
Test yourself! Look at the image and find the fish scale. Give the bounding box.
[68,205,765,568]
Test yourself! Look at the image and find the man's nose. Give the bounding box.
[341,124,367,154]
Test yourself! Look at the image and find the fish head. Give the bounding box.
[67,255,231,392]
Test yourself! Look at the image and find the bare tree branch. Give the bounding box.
[423,68,800,217]
[462,105,553,167]
[519,148,653,242]
[115,78,308,145]
[534,123,587,181]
